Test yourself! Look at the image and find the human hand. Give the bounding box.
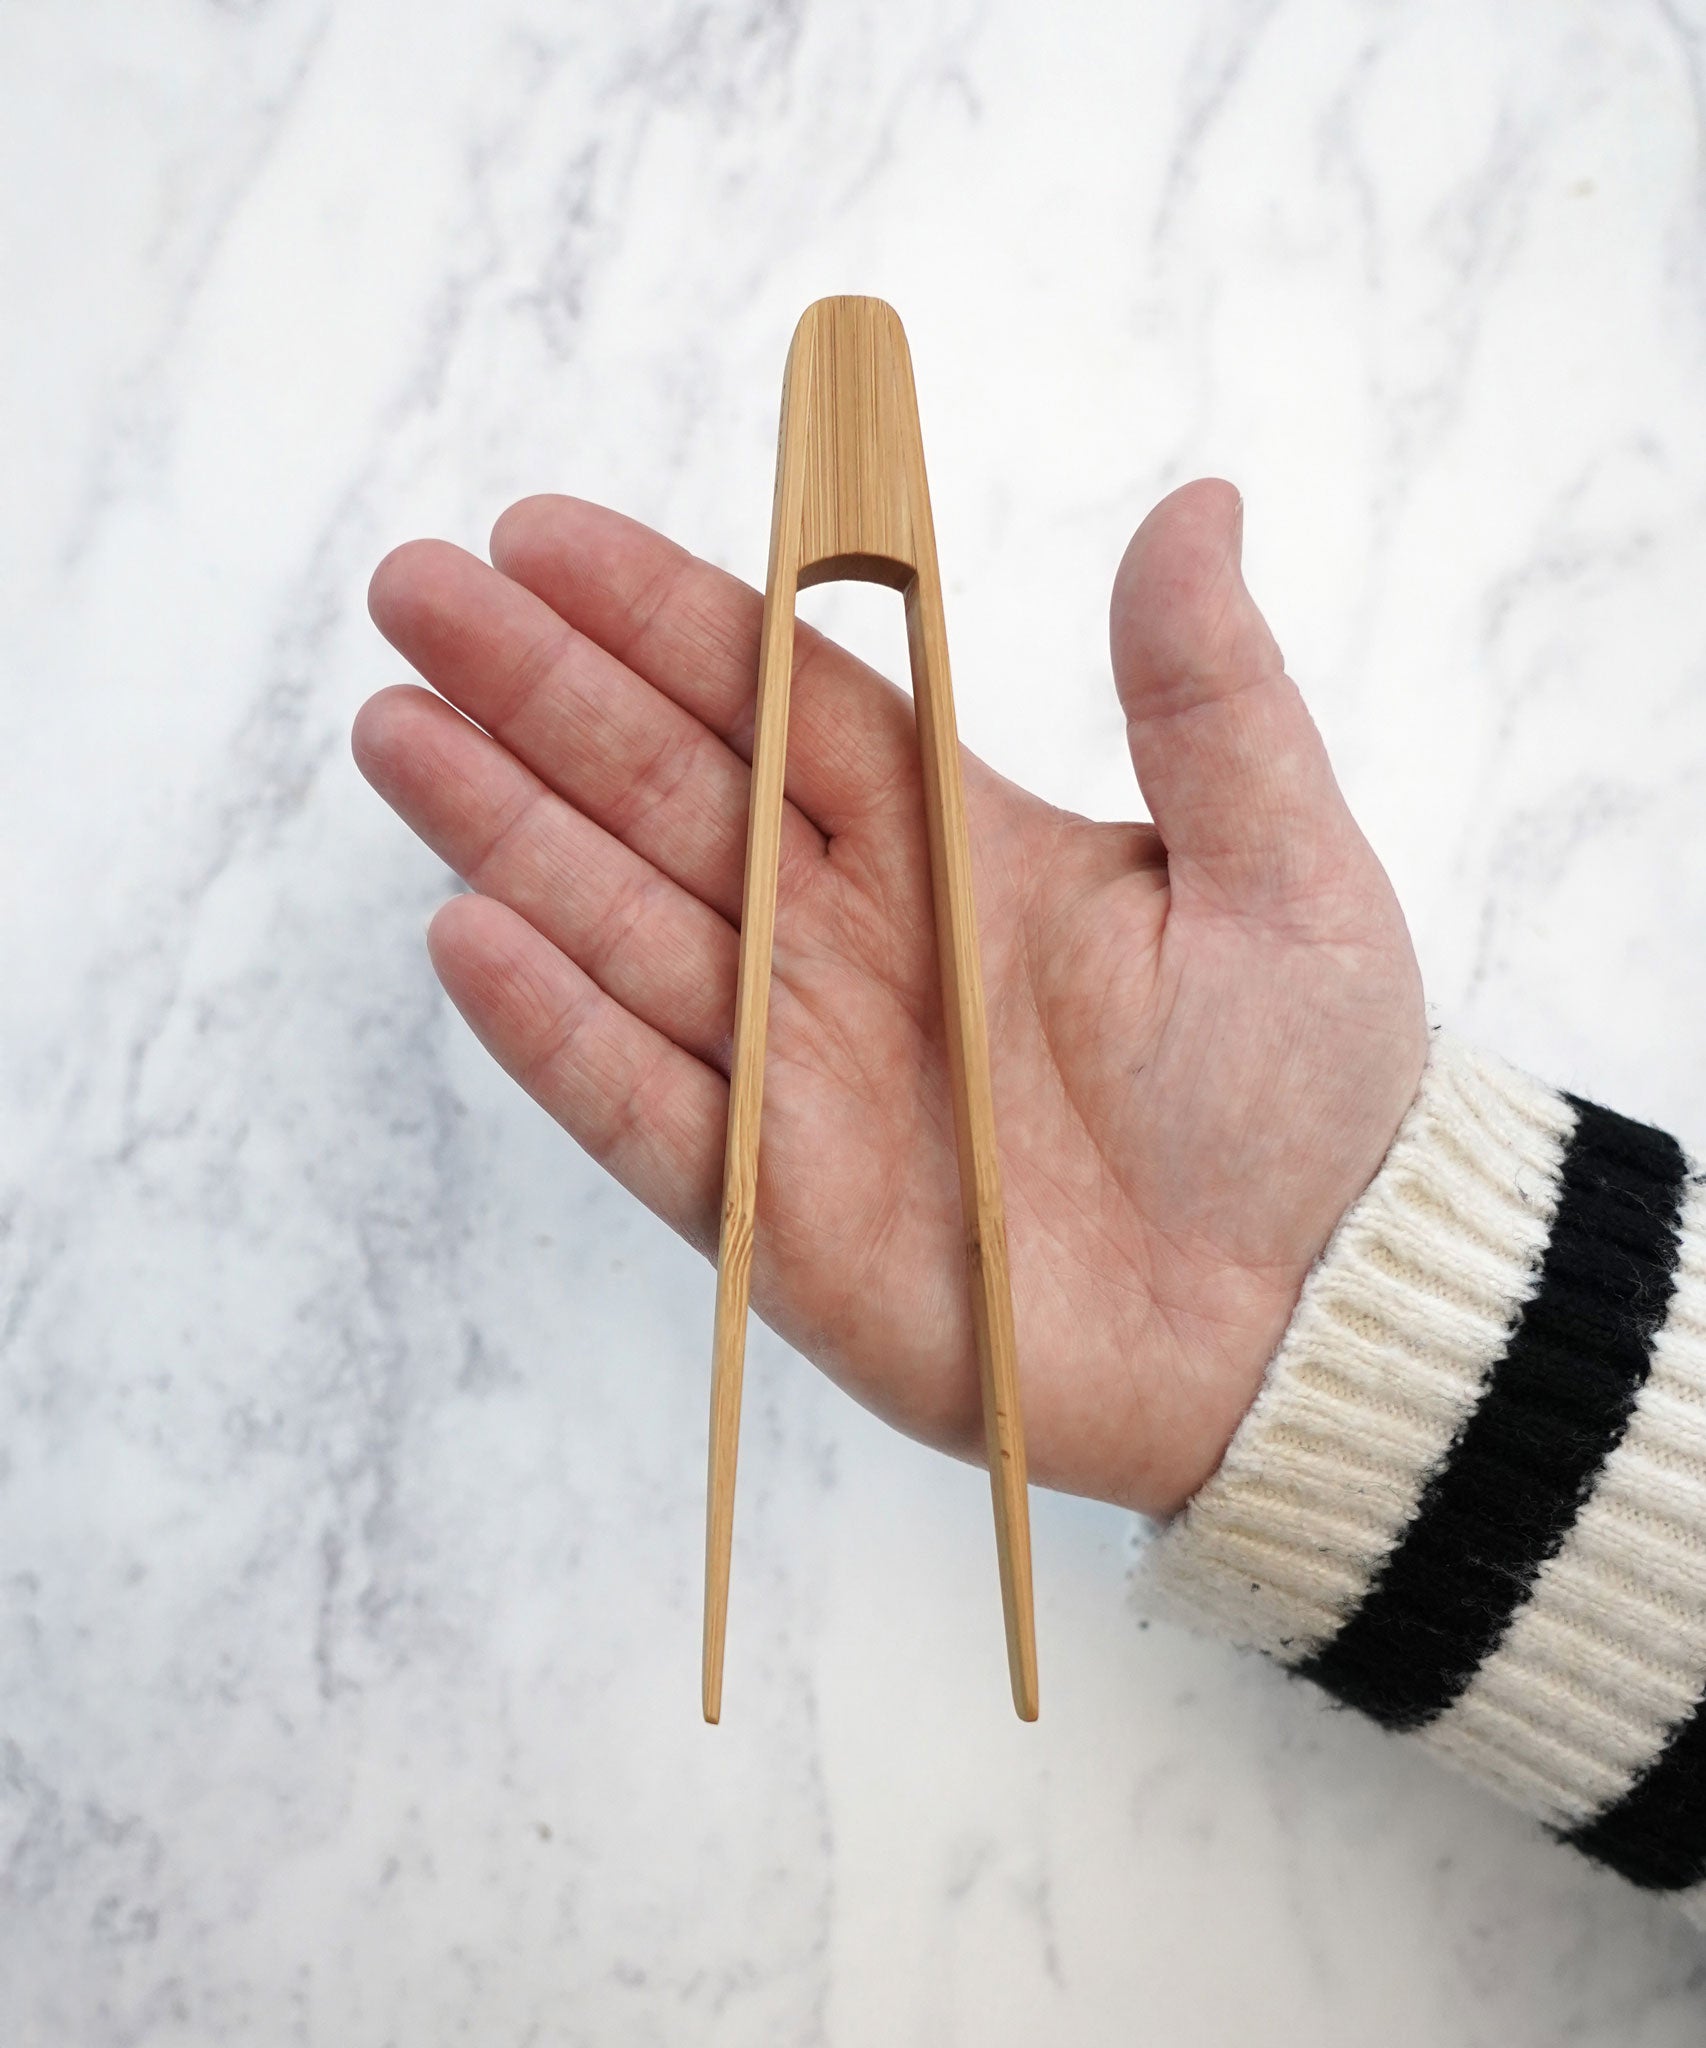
[355,479,1425,1517]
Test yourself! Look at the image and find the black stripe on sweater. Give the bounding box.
[1297,1095,1687,1732]
[1561,1683,1706,1891]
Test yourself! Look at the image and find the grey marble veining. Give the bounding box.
[6,2,1706,2041]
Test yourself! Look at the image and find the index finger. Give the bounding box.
[490,495,920,838]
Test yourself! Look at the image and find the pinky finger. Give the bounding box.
[428,892,727,1254]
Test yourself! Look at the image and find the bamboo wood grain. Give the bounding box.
[704,296,1038,1723]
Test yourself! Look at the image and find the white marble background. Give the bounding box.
[5,1,1706,2041]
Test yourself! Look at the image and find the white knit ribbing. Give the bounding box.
[1138,1030,1575,1662]
[1422,1169,1706,1827]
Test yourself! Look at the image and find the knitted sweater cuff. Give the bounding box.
[1137,1028,1706,1911]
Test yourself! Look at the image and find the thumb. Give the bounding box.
[1110,478,1360,916]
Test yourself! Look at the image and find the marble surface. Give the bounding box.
[6,1,1706,2040]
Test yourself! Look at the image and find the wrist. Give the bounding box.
[1131,1027,1706,1914]
[1139,1029,1574,1642]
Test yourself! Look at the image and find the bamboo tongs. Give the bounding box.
[703,296,1038,1724]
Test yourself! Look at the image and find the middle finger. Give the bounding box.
[367,537,829,924]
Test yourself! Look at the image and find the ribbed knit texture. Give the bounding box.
[1138,1029,1706,1922]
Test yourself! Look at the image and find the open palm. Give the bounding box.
[356,479,1425,1517]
